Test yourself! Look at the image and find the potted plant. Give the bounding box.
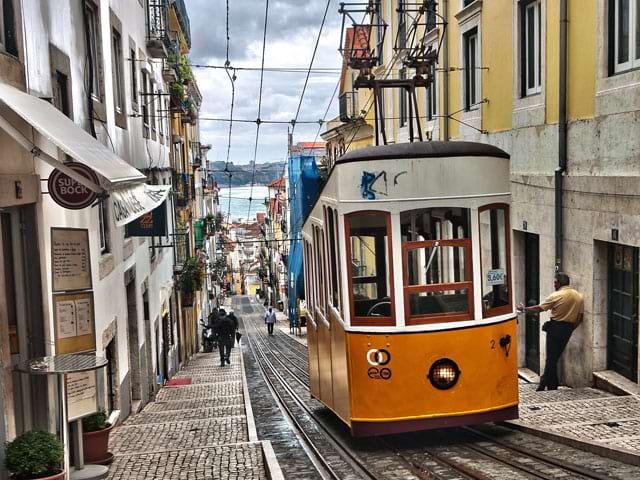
[179,257,204,306]
[178,55,193,85]
[169,82,184,111]
[5,430,64,480]
[81,409,115,465]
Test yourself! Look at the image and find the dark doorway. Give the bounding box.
[607,244,639,382]
[125,275,141,403]
[105,339,118,413]
[524,233,540,373]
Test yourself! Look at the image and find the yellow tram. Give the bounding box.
[301,141,518,436]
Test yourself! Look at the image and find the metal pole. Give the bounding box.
[58,374,69,479]
[72,420,84,470]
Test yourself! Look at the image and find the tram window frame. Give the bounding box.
[313,225,326,319]
[325,207,341,313]
[303,239,316,328]
[345,211,395,327]
[400,207,474,324]
[478,203,512,318]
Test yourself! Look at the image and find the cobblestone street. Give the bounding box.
[107,350,271,480]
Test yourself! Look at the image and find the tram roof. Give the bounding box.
[337,141,510,164]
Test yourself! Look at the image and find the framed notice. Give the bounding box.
[67,371,98,421]
[51,228,92,292]
[53,292,96,354]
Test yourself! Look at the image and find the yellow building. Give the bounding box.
[336,1,640,389]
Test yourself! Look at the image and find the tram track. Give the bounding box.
[240,298,628,480]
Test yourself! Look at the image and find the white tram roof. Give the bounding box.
[305,141,511,220]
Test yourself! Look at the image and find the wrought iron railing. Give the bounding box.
[146,0,172,58]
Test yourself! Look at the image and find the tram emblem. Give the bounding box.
[366,348,391,366]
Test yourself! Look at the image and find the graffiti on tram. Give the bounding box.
[360,170,407,200]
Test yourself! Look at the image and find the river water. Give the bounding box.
[218,185,268,222]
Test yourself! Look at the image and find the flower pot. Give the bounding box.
[18,470,66,480]
[82,423,115,465]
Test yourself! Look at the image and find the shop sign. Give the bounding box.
[47,163,99,210]
[125,201,167,237]
[111,184,171,227]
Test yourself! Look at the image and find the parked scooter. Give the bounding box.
[200,320,216,353]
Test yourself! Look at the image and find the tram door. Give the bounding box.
[524,233,540,373]
[607,244,639,382]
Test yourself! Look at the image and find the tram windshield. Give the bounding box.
[479,205,511,316]
[347,212,393,322]
[401,208,473,323]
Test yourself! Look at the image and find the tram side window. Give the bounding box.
[346,212,394,325]
[303,240,314,324]
[479,204,511,317]
[401,208,473,323]
[326,207,340,311]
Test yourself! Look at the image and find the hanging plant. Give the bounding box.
[179,257,204,294]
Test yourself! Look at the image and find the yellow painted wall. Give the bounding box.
[482,0,513,132]
[446,0,461,139]
[567,1,596,120]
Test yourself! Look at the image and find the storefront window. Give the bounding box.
[479,204,511,317]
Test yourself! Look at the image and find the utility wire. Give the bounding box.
[246,0,270,223]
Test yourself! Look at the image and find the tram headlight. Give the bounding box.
[428,358,460,390]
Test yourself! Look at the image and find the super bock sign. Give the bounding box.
[47,164,99,210]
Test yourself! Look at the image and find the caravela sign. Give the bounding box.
[47,163,99,210]
[110,183,171,227]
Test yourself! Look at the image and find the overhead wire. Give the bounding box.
[246,0,270,224]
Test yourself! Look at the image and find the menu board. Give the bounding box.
[51,228,92,292]
[53,292,96,354]
[67,371,98,421]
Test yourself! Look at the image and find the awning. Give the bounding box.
[0,82,145,187]
[111,184,172,227]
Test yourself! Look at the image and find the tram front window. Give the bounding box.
[347,212,393,323]
[401,208,473,323]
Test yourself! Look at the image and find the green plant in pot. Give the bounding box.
[5,430,64,480]
[81,409,115,465]
[180,257,204,306]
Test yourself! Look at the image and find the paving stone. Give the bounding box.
[107,444,267,480]
[124,406,246,425]
[109,416,249,454]
[155,381,243,401]
[143,395,244,412]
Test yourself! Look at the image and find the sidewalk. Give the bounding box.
[509,374,640,465]
[106,347,283,479]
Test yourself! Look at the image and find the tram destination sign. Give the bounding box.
[47,163,99,210]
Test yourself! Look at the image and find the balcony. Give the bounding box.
[174,173,191,207]
[146,0,172,58]
[171,0,192,48]
[339,91,358,122]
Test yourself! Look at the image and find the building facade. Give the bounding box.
[334,0,640,388]
[0,0,205,474]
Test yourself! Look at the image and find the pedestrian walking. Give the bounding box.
[227,309,241,345]
[264,306,276,336]
[518,272,584,391]
[214,308,235,366]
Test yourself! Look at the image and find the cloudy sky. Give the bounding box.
[186,0,343,167]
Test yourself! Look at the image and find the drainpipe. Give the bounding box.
[556,0,568,271]
[442,0,449,141]
[82,0,97,138]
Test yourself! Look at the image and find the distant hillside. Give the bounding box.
[208,161,284,187]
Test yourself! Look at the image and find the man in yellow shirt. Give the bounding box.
[518,272,584,391]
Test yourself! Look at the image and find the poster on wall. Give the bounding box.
[51,228,92,292]
[67,371,98,421]
[53,292,96,354]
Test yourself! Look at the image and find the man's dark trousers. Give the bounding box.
[267,323,274,335]
[218,335,233,365]
[542,320,573,389]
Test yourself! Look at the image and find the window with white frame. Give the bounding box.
[426,52,438,120]
[112,28,125,115]
[1,0,18,56]
[399,68,408,127]
[521,0,541,96]
[85,1,102,101]
[99,200,110,253]
[141,69,150,136]
[610,0,640,74]
[463,27,479,110]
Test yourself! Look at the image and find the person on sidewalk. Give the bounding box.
[264,306,276,336]
[227,309,241,345]
[214,309,235,366]
[518,272,584,391]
